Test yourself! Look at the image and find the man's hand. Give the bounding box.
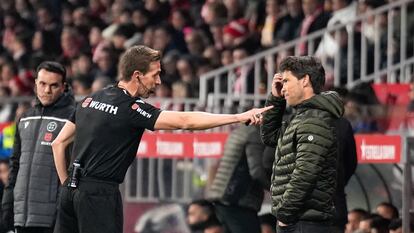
[271,73,283,97]
[236,105,274,125]
[278,221,288,227]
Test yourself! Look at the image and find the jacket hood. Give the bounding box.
[297,91,344,118]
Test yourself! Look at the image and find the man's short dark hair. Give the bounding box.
[0,158,9,166]
[377,202,399,219]
[36,61,67,83]
[118,45,161,81]
[279,56,325,94]
[350,208,370,219]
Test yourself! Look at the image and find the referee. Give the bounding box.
[51,45,272,233]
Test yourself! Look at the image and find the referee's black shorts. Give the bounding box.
[55,177,123,233]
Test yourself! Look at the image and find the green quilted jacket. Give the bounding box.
[261,91,344,225]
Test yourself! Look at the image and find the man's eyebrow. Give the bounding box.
[41,81,60,85]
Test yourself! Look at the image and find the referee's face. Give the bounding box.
[35,69,65,106]
[138,61,161,98]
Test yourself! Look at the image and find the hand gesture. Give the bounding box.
[271,73,283,97]
[237,105,274,125]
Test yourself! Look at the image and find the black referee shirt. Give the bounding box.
[69,86,161,183]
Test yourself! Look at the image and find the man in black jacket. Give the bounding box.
[2,62,75,233]
[208,125,269,233]
[332,117,357,233]
[330,88,358,233]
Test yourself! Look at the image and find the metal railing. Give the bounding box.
[199,0,414,108]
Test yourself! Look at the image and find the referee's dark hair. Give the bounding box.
[118,45,161,81]
[36,61,67,83]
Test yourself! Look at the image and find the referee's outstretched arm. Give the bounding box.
[154,106,273,130]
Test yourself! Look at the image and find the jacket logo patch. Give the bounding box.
[44,133,53,141]
[131,103,139,110]
[47,122,57,132]
[41,133,53,146]
[82,98,92,108]
[307,135,314,141]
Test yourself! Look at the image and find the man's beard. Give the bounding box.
[141,87,156,98]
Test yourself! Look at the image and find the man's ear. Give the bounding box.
[302,74,311,88]
[133,70,142,81]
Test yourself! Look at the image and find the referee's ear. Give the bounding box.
[132,70,142,81]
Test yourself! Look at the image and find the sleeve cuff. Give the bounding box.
[276,213,297,225]
[266,93,286,106]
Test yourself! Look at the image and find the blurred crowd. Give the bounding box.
[1,0,413,124]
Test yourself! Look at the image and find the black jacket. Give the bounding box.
[333,117,357,227]
[2,92,75,228]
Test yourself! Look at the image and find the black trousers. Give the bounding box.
[15,227,54,233]
[214,203,261,233]
[54,178,122,233]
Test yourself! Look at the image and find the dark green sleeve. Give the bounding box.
[260,94,286,147]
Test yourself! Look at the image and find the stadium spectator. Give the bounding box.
[346,209,370,233]
[376,202,399,220]
[71,74,93,96]
[0,87,13,122]
[297,0,331,55]
[0,158,9,186]
[91,76,113,93]
[275,0,304,44]
[316,0,357,59]
[232,46,255,94]
[261,0,282,48]
[358,214,390,233]
[187,199,223,233]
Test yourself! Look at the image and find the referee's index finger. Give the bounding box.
[259,105,274,113]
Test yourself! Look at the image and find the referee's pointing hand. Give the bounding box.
[237,105,274,125]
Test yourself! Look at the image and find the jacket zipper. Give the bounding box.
[23,107,44,226]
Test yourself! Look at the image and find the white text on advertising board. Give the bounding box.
[360,140,395,160]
